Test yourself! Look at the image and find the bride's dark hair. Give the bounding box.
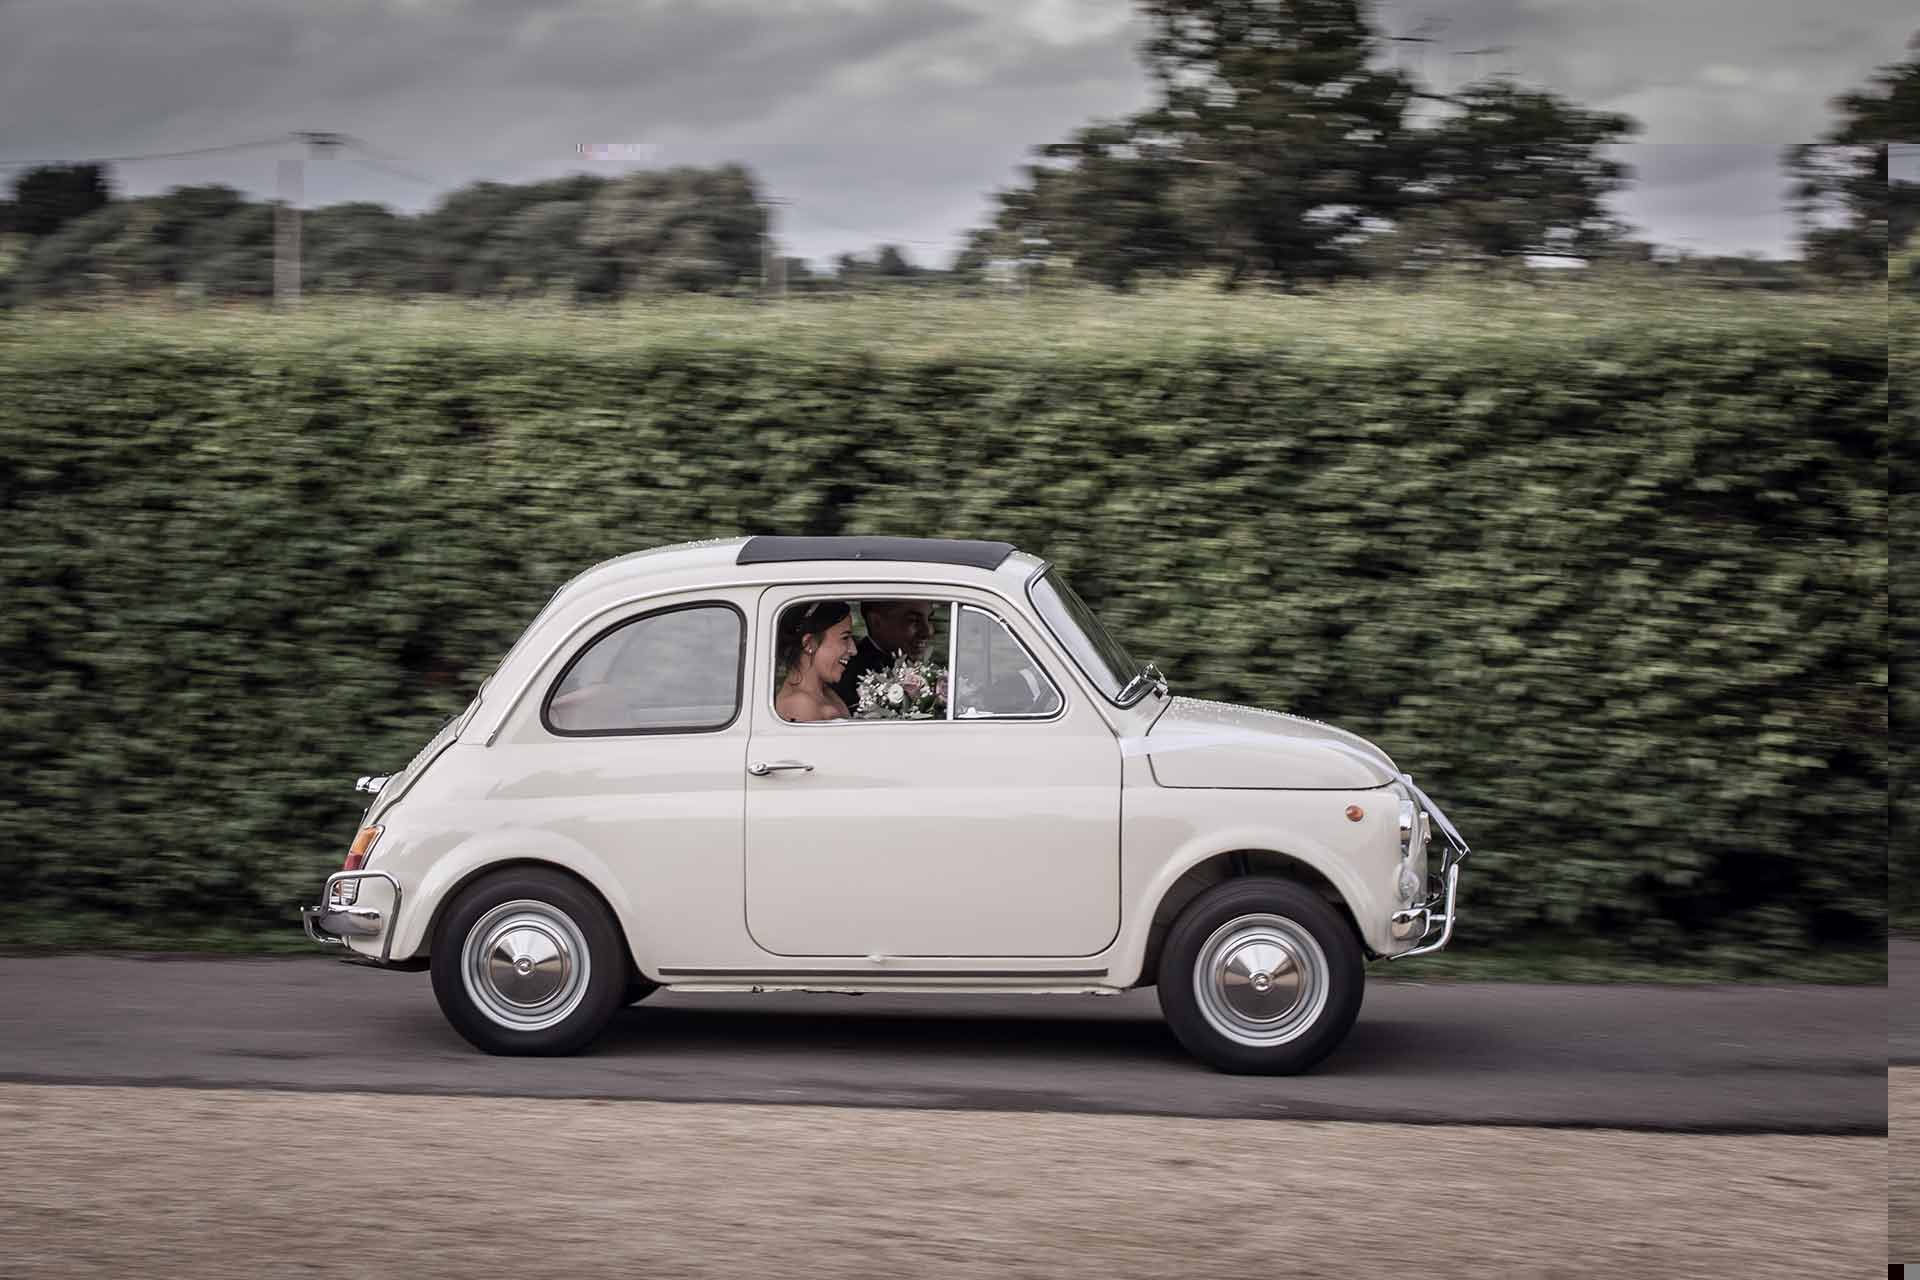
[776,600,852,679]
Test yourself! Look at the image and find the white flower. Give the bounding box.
[886,683,906,706]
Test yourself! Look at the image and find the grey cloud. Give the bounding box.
[0,0,1910,264]
[1609,143,1799,256]
[1,0,978,153]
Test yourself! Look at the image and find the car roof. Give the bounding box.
[735,535,1018,570]
[551,536,1029,600]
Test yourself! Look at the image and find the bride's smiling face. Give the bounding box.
[805,617,857,685]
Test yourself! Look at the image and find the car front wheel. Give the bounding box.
[430,867,627,1055]
[1156,877,1364,1075]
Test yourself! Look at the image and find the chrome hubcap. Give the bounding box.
[463,900,591,1032]
[1194,913,1329,1047]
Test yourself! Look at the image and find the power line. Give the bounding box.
[790,206,945,248]
[0,136,288,170]
[339,148,435,187]
[335,134,439,186]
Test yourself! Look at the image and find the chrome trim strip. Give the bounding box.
[656,967,1110,979]
[302,871,403,964]
[946,598,958,721]
[953,601,1067,721]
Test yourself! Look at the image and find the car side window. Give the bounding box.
[777,598,952,723]
[545,603,743,735]
[953,605,1063,719]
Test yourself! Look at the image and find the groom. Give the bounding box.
[834,600,937,711]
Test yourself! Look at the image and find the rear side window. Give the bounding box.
[544,603,744,735]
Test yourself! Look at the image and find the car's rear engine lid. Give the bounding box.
[362,696,477,820]
[1130,697,1398,789]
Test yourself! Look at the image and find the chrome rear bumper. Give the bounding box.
[302,871,402,963]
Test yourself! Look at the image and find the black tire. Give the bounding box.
[430,867,627,1055]
[1156,877,1364,1075]
[623,976,660,1006]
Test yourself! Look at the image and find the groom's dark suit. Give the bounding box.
[833,635,893,711]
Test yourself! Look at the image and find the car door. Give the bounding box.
[743,585,1121,958]
[503,595,753,964]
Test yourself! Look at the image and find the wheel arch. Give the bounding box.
[390,832,648,982]
[1130,848,1369,989]
[421,858,644,977]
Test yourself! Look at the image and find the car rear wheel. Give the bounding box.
[431,867,626,1055]
[1156,877,1364,1075]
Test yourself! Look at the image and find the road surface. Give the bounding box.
[0,954,1884,1133]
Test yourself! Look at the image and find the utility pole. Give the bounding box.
[760,197,790,299]
[274,131,343,308]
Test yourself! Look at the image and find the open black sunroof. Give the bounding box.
[736,536,1019,571]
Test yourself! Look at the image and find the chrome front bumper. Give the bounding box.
[1386,775,1470,961]
[302,871,402,964]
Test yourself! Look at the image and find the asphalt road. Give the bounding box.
[0,954,1883,1133]
[1890,939,1919,1063]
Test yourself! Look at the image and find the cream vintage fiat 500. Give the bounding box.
[305,536,1467,1074]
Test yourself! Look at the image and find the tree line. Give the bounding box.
[0,0,1912,303]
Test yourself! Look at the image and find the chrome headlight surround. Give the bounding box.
[1395,790,1430,903]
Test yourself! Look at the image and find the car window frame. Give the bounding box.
[1023,560,1149,709]
[540,599,748,738]
[761,587,1070,728]
[950,601,1067,722]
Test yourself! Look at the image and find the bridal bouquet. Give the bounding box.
[854,654,948,720]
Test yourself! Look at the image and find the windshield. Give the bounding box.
[1028,567,1142,704]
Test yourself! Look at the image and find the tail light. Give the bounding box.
[334,825,383,905]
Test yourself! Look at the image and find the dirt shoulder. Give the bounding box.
[1895,1068,1919,1261]
[0,1084,1882,1279]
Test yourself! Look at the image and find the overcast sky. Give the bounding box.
[0,0,1911,266]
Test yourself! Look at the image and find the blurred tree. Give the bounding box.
[981,0,1419,288]
[982,124,1198,289]
[9,164,112,238]
[178,201,274,298]
[1381,77,1639,271]
[875,243,914,276]
[781,256,822,291]
[494,200,594,297]
[580,165,765,293]
[974,0,1643,289]
[1129,0,1420,287]
[824,245,935,288]
[13,204,133,298]
[303,202,429,294]
[14,184,273,299]
[418,175,610,294]
[1787,34,1919,278]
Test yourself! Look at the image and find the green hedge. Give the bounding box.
[0,287,1889,965]
[1895,296,1917,918]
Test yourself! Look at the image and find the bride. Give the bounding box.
[775,601,858,722]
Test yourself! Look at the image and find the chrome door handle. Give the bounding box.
[747,760,814,776]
